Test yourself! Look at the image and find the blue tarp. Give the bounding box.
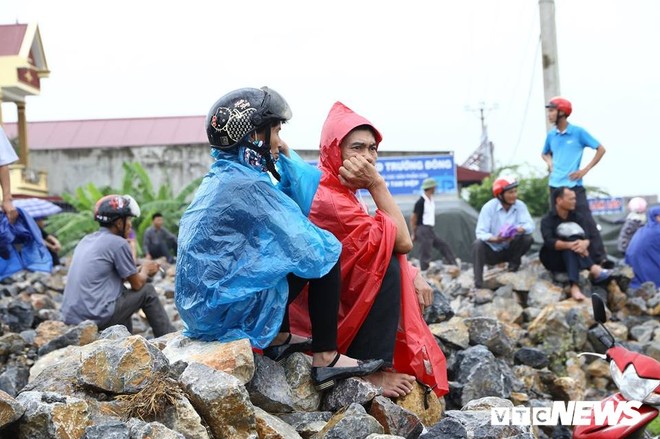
[0,208,53,280]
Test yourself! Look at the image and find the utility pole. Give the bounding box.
[463,102,497,172]
[539,0,561,130]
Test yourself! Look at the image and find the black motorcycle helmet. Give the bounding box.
[94,194,141,226]
[206,87,292,180]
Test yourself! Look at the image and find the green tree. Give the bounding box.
[46,162,202,256]
[46,183,111,255]
[466,165,551,218]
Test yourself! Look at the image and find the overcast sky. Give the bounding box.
[3,0,659,198]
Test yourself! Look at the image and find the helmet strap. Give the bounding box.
[252,126,281,181]
[498,193,513,208]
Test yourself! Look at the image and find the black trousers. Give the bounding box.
[147,240,175,263]
[540,246,594,284]
[102,283,176,338]
[346,255,401,365]
[472,234,534,288]
[281,256,401,363]
[416,225,458,269]
[549,185,606,263]
[281,260,341,353]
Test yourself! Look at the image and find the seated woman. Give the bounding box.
[290,102,448,398]
[175,88,382,391]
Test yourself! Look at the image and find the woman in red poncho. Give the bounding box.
[290,102,448,398]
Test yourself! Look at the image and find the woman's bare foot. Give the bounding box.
[569,284,586,301]
[364,371,416,398]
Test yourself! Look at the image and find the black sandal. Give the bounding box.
[311,353,384,391]
[263,333,313,362]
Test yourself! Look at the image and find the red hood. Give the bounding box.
[319,102,383,176]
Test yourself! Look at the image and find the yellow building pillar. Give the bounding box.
[16,102,28,167]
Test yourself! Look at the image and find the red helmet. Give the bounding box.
[492,176,519,198]
[545,96,572,117]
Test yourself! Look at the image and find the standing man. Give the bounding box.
[541,97,609,267]
[410,177,458,269]
[473,177,535,289]
[61,195,175,337]
[0,127,18,224]
[143,212,177,263]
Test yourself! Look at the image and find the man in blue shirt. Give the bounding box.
[541,97,609,267]
[473,177,535,288]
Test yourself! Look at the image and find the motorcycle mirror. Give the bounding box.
[592,293,607,324]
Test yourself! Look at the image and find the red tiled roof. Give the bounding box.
[0,24,28,56]
[3,116,207,150]
[2,115,491,185]
[456,166,490,184]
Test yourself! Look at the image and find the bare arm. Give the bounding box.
[44,235,62,252]
[142,229,153,259]
[570,145,605,181]
[0,165,17,223]
[368,178,413,253]
[410,212,418,241]
[339,155,413,254]
[125,260,159,291]
[541,153,553,173]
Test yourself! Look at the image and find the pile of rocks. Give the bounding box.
[0,256,656,438]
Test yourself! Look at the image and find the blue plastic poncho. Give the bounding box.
[0,208,53,280]
[175,149,341,348]
[625,205,660,289]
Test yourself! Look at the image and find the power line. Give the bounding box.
[508,35,541,164]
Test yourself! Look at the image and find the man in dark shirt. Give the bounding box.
[540,186,611,300]
[143,212,177,263]
[410,178,457,270]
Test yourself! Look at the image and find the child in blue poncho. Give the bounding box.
[175,87,382,390]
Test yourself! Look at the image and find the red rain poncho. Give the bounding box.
[290,102,448,396]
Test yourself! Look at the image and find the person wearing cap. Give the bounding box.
[410,177,458,270]
[541,97,610,267]
[473,176,535,289]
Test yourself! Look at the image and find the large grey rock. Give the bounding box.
[246,354,295,413]
[180,362,257,439]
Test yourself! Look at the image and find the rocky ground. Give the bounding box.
[0,256,657,438]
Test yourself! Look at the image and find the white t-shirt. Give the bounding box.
[0,127,18,166]
[422,193,435,227]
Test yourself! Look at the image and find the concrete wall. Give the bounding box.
[28,145,451,198]
[30,144,214,196]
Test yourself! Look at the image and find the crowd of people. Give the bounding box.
[1,88,657,399]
